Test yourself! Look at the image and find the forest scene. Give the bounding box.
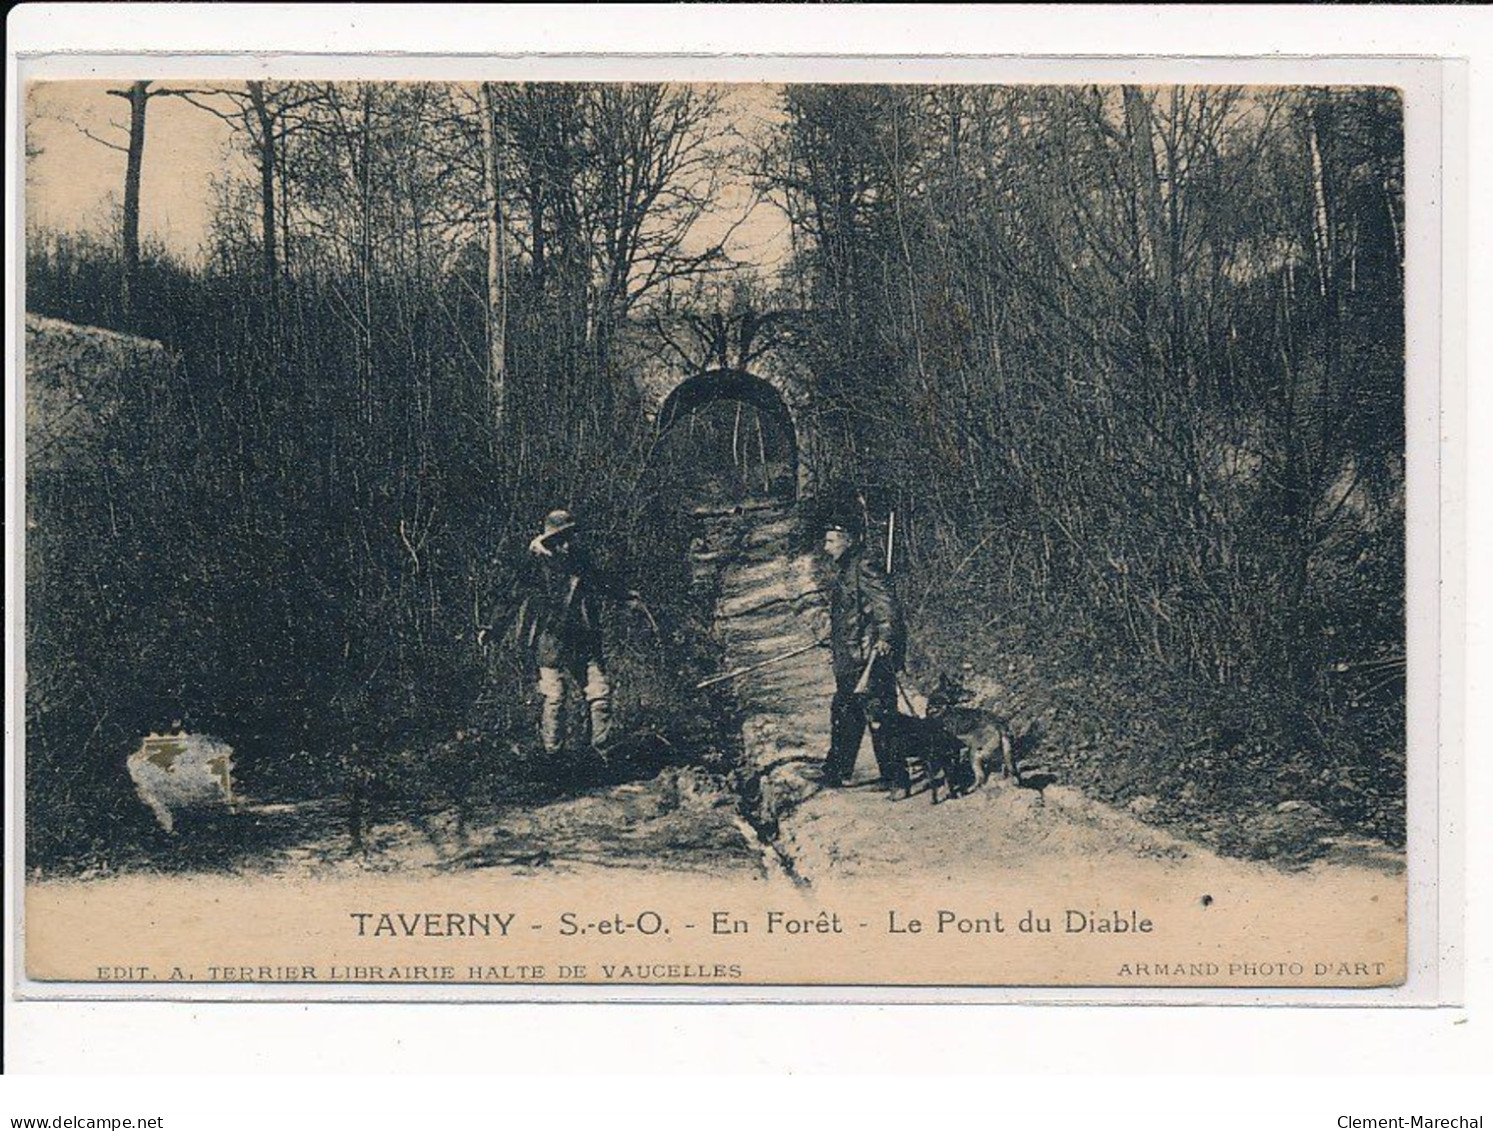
[23,80,1405,881]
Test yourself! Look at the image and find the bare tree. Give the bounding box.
[168,81,319,299]
[69,80,163,314]
[479,82,509,429]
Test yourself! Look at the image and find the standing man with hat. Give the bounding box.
[516,508,640,759]
[821,509,907,787]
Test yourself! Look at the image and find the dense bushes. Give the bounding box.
[23,82,730,867]
[26,247,717,868]
[762,85,1405,848]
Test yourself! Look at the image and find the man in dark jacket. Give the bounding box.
[516,509,638,756]
[822,512,907,786]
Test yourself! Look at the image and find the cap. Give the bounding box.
[538,509,577,542]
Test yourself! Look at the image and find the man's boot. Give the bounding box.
[588,695,616,755]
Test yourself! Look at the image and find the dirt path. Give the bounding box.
[264,764,769,881]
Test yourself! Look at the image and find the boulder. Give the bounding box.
[127,732,235,834]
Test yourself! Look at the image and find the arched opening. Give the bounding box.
[654,369,799,508]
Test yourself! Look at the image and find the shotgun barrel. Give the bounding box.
[695,640,822,689]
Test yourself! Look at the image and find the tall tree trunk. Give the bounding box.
[247,81,278,298]
[119,81,151,317]
[479,82,508,431]
[1121,86,1172,357]
[358,88,375,423]
[1306,93,1339,473]
[278,117,293,280]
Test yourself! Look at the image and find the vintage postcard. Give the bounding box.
[14,55,1442,999]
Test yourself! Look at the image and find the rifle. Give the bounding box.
[695,640,823,690]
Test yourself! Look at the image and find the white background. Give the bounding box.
[5,2,1489,1116]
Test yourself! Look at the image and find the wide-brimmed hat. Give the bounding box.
[537,509,578,543]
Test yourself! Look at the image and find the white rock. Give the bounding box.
[127,733,236,834]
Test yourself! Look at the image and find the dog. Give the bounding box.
[925,672,1018,786]
[864,695,974,804]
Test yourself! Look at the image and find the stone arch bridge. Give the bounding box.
[625,308,823,501]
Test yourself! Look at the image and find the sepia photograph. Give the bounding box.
[18,67,1415,992]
